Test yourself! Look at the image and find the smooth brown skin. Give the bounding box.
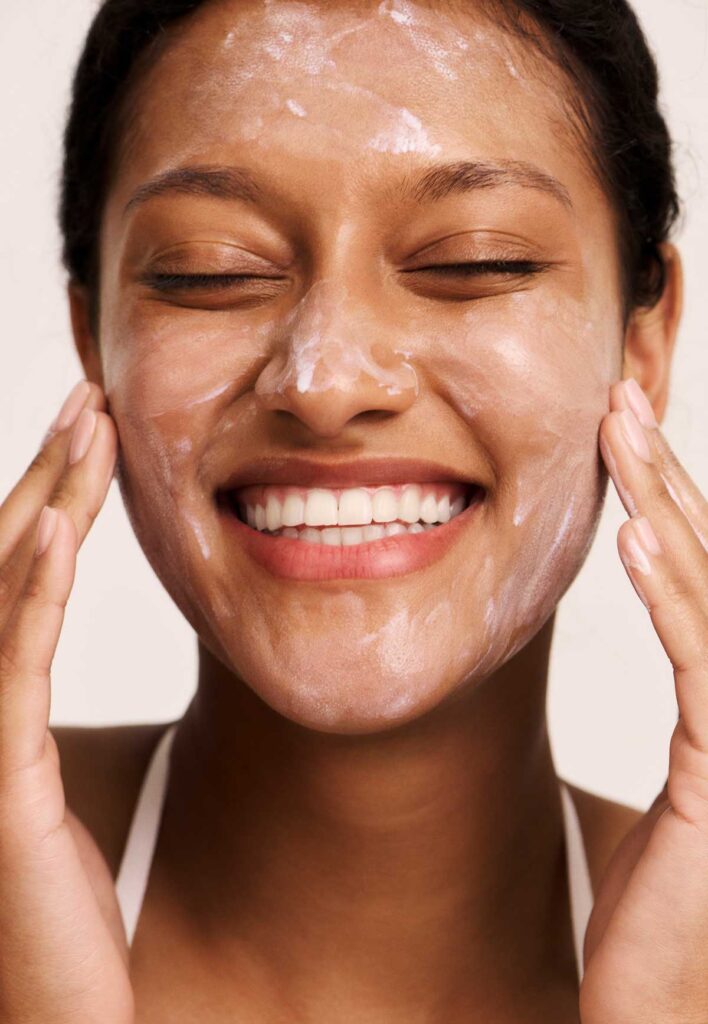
[1,2,706,1023]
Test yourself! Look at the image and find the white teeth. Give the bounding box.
[301,527,322,544]
[305,489,339,527]
[282,493,305,527]
[384,522,406,536]
[261,511,471,544]
[338,488,372,526]
[420,492,438,524]
[371,487,397,523]
[363,523,386,541]
[399,485,422,523]
[239,483,472,536]
[450,496,465,517]
[265,494,281,532]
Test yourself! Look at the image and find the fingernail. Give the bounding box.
[619,408,652,462]
[619,534,652,609]
[633,516,662,556]
[36,506,58,556]
[50,381,91,434]
[69,409,97,465]
[599,434,639,516]
[623,378,658,429]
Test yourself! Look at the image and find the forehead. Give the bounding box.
[114,0,595,204]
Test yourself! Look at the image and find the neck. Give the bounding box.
[161,616,575,1016]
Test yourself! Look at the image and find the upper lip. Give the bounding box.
[218,457,483,492]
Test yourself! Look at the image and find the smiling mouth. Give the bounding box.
[221,481,483,546]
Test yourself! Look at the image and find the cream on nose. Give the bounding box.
[254,279,419,436]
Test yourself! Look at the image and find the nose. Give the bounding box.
[254,280,419,438]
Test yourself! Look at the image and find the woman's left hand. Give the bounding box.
[580,377,708,1024]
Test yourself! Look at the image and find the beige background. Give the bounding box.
[1,0,706,809]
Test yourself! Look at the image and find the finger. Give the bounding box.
[0,410,116,632]
[0,508,77,776]
[600,408,706,598]
[616,515,708,752]
[47,409,117,544]
[611,378,708,548]
[0,381,106,563]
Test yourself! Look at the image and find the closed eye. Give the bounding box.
[406,260,550,276]
[141,272,284,292]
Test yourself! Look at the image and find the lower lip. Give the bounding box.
[221,498,483,581]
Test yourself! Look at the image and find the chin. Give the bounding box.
[199,623,469,735]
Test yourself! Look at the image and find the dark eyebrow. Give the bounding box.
[408,159,572,209]
[123,158,572,217]
[123,165,262,215]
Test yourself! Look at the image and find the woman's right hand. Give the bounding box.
[0,382,134,1024]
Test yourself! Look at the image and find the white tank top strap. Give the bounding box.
[114,722,178,948]
[559,779,594,982]
[114,726,594,983]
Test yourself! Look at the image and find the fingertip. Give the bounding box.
[35,506,78,557]
[35,506,59,557]
[84,381,108,413]
[44,506,79,560]
[616,518,654,610]
[616,516,637,555]
[609,378,630,413]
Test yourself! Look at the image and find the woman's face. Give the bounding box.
[97,0,623,733]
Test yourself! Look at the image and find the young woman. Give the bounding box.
[0,1,706,1021]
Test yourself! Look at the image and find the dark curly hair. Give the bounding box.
[59,0,680,330]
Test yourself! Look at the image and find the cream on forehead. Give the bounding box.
[128,0,539,167]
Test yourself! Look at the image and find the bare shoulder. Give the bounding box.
[52,721,175,878]
[564,779,645,890]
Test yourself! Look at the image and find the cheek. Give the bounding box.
[434,289,619,488]
[100,316,266,616]
[101,309,267,519]
[427,291,621,664]
[102,311,266,420]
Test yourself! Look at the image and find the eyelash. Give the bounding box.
[143,261,547,293]
[408,259,547,277]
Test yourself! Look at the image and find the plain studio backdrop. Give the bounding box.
[1,0,706,810]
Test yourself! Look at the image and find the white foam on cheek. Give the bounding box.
[182,508,212,560]
[379,0,414,26]
[407,290,619,678]
[105,315,270,422]
[254,279,419,400]
[117,414,238,633]
[103,318,266,625]
[285,98,307,118]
